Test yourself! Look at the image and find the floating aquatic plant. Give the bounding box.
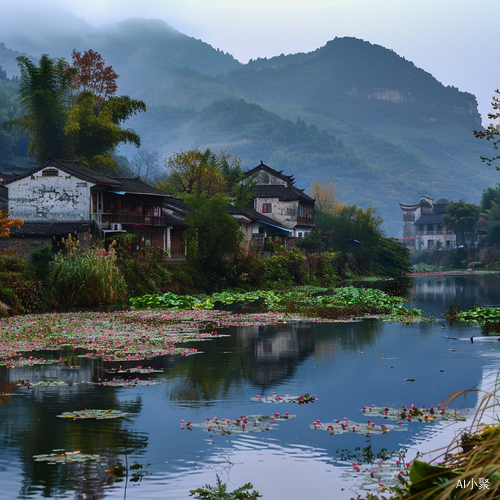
[56,409,127,419]
[0,310,290,366]
[105,366,164,374]
[33,451,105,463]
[182,414,295,435]
[97,378,157,388]
[310,418,406,435]
[362,404,467,422]
[28,380,71,387]
[255,392,317,404]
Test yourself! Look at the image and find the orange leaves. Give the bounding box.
[0,211,23,239]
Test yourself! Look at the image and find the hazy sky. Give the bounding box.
[3,0,500,123]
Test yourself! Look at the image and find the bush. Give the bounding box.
[52,236,126,307]
[26,244,55,286]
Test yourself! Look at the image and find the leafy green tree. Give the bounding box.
[480,184,500,219]
[4,55,71,161]
[184,194,244,274]
[159,148,255,206]
[65,90,145,170]
[441,201,480,246]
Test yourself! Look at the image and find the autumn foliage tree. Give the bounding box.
[0,210,23,238]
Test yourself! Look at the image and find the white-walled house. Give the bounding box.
[3,159,186,257]
[244,162,315,238]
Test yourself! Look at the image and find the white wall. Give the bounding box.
[8,168,95,222]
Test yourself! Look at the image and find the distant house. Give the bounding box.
[400,195,456,250]
[244,161,315,238]
[3,158,185,257]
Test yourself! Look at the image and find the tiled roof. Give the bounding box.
[228,204,292,231]
[164,213,186,226]
[10,221,95,238]
[3,159,122,187]
[113,177,171,196]
[256,184,314,202]
[415,214,444,225]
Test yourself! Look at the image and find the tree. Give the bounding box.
[441,201,480,246]
[310,180,344,214]
[65,90,145,170]
[184,194,244,274]
[0,210,23,238]
[4,55,71,161]
[159,148,255,206]
[474,87,500,168]
[69,49,118,109]
[131,149,162,183]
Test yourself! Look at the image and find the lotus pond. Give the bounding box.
[1,274,500,499]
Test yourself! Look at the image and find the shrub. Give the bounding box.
[26,244,55,286]
[52,236,126,307]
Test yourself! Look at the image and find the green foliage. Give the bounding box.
[442,201,480,244]
[26,245,54,286]
[372,238,412,277]
[190,474,261,499]
[484,222,500,246]
[52,238,126,307]
[4,55,71,161]
[130,285,416,321]
[480,184,500,216]
[65,91,146,170]
[184,194,244,274]
[130,292,197,310]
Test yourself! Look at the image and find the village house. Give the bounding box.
[3,158,186,257]
[244,161,315,239]
[400,195,456,251]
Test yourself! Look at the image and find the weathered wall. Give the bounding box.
[8,168,94,222]
[256,171,288,186]
[255,197,298,229]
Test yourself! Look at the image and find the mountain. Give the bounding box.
[0,17,496,235]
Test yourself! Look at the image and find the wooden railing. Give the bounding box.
[91,213,166,227]
[297,216,315,226]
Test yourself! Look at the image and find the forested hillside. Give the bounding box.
[0,17,496,234]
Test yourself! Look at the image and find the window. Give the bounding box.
[298,232,303,238]
[262,203,272,213]
[42,169,58,177]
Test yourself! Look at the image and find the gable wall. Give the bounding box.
[256,170,288,187]
[8,168,95,222]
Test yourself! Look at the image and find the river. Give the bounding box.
[1,274,500,500]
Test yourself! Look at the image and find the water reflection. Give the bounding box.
[2,275,500,499]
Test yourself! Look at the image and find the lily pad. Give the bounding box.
[34,451,105,463]
[183,413,295,435]
[56,409,127,419]
[362,405,467,422]
[310,418,407,435]
[255,392,317,404]
[97,379,157,388]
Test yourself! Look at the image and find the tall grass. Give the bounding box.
[52,236,126,307]
[397,378,500,499]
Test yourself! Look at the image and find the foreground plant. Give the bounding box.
[190,474,261,499]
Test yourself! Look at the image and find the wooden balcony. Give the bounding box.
[296,216,315,226]
[91,213,166,228]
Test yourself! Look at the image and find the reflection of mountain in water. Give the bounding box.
[238,322,315,389]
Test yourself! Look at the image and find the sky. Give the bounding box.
[2,0,500,123]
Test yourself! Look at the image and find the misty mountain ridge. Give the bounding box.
[0,16,496,235]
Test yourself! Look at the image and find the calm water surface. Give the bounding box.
[1,275,500,500]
